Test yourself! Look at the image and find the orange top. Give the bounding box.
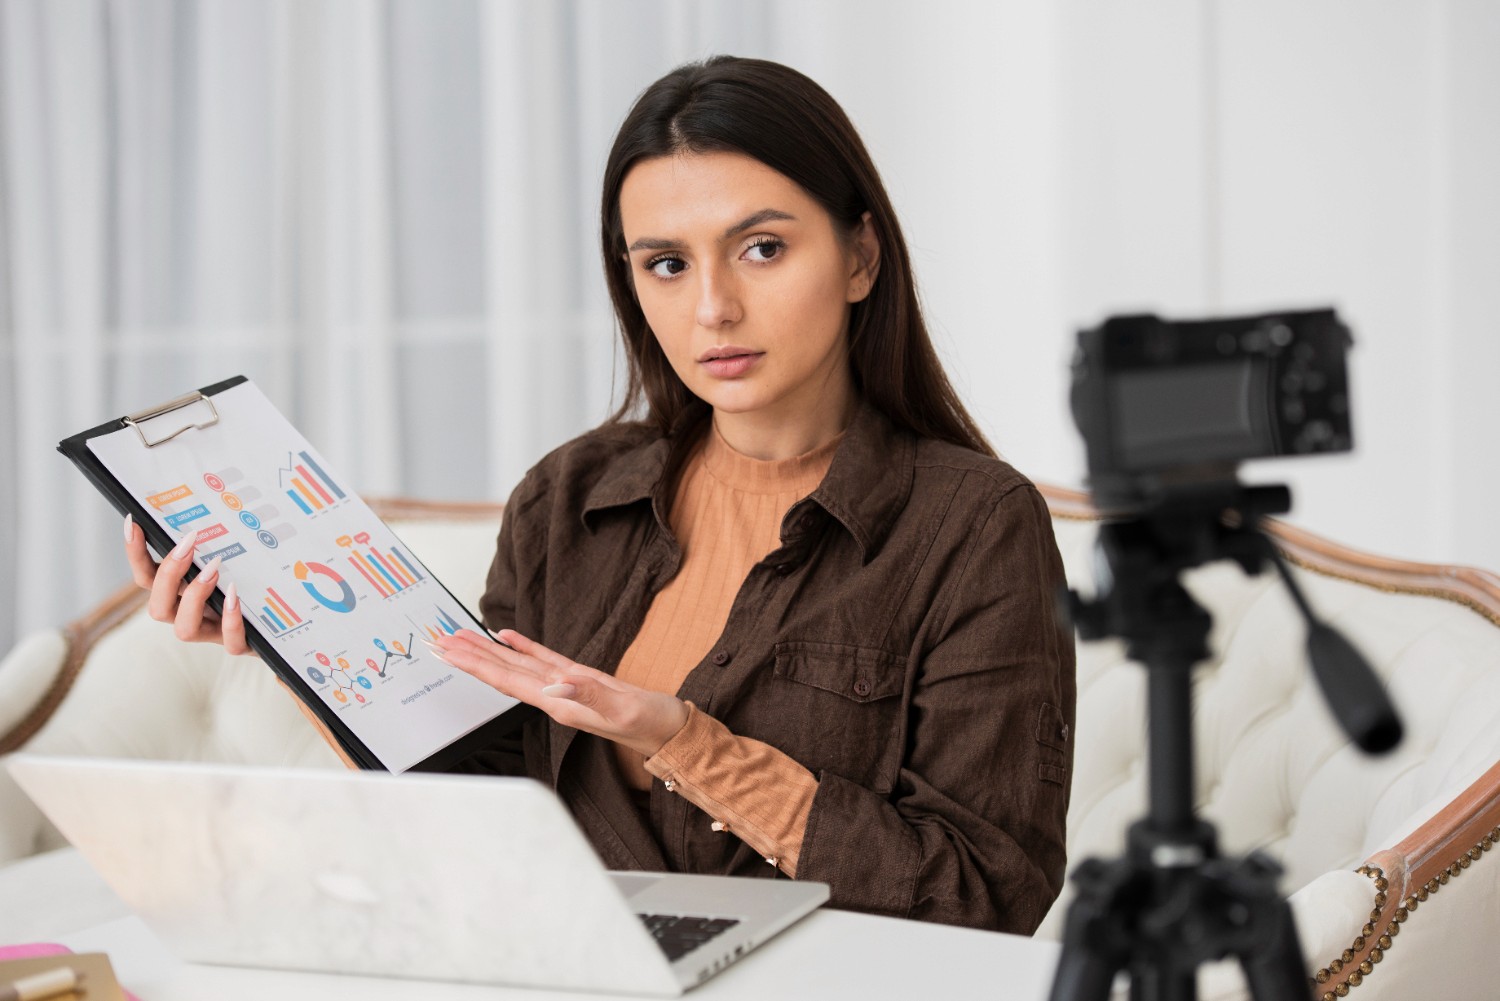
[616,422,839,876]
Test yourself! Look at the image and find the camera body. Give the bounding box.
[1070,308,1354,509]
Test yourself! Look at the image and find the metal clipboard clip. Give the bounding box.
[122,390,221,448]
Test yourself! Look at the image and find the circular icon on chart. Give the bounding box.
[316,652,331,666]
[306,667,326,684]
[355,694,366,704]
[295,561,357,613]
[366,658,379,670]
[222,493,243,511]
[239,511,261,531]
[334,690,348,704]
[204,473,225,492]
[257,530,279,549]
[357,676,372,690]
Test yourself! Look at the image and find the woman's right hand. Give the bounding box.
[124,514,254,657]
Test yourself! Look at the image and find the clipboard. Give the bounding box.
[59,375,534,772]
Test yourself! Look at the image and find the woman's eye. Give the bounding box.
[646,256,687,279]
[744,238,785,263]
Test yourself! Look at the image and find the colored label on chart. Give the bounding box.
[164,504,211,529]
[201,541,247,564]
[147,485,192,510]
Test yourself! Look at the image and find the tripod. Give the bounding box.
[1049,485,1402,1001]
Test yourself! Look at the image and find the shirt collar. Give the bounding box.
[581,399,915,562]
[807,401,915,561]
[580,403,708,529]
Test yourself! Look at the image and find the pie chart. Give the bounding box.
[294,560,357,613]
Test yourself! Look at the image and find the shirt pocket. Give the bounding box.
[770,640,907,793]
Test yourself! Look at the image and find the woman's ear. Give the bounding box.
[846,211,881,304]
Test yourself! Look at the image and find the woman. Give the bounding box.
[127,55,1075,935]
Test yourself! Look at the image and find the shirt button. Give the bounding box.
[711,650,731,667]
[797,513,816,531]
[775,562,795,576]
[853,678,873,698]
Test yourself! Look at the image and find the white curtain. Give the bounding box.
[0,0,777,655]
[4,1,1499,660]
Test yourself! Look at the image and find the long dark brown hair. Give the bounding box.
[600,55,994,457]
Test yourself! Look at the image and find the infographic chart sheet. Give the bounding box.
[88,380,518,772]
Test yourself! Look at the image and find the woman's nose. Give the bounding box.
[694,263,743,329]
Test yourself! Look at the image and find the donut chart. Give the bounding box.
[294,560,358,613]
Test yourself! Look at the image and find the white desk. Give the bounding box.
[0,849,1062,999]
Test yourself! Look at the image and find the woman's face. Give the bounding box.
[618,151,878,448]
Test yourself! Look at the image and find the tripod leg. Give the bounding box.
[1047,932,1120,1001]
[1236,896,1310,1001]
[1049,874,1129,1001]
[1129,962,1197,1001]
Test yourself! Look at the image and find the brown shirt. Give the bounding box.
[473,400,1076,934]
[611,425,838,876]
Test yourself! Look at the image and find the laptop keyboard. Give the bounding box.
[637,913,742,961]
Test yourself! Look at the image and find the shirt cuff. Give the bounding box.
[645,702,818,877]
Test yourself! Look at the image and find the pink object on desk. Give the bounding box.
[0,945,69,960]
[0,943,141,1000]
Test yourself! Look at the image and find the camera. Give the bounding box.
[1070,308,1354,509]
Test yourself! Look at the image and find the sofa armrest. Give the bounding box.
[1307,759,1500,1000]
[0,583,146,756]
[0,628,70,863]
[0,630,68,749]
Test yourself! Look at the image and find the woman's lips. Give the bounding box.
[699,351,764,378]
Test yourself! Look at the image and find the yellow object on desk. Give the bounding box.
[0,966,77,1001]
[0,954,124,1001]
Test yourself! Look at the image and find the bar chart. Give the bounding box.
[409,605,464,643]
[278,451,347,515]
[257,586,308,637]
[341,537,426,599]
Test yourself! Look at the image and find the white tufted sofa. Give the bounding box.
[3,491,1499,1001]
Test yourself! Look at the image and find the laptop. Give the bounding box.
[6,755,829,996]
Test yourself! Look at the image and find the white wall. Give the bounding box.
[776,0,1500,573]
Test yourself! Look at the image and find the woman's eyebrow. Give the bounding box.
[722,208,795,239]
[626,208,797,253]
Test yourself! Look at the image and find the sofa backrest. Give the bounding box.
[3,491,1499,918]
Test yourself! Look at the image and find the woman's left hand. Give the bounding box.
[430,629,689,758]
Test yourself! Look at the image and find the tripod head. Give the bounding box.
[1069,480,1402,756]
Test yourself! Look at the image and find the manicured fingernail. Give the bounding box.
[541,683,577,699]
[201,555,223,581]
[123,513,135,543]
[171,530,197,559]
[225,582,239,613]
